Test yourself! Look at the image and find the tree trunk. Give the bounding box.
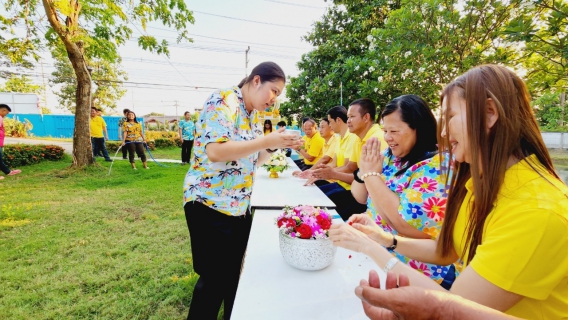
[67,41,95,167]
[41,0,94,167]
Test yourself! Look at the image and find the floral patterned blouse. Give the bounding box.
[179,119,195,141]
[183,86,262,216]
[122,122,143,142]
[367,150,456,284]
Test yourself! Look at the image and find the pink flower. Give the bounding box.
[409,260,432,277]
[413,177,437,193]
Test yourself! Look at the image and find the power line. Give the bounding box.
[191,10,309,29]
[264,0,328,9]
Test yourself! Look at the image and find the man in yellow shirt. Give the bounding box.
[293,118,338,183]
[90,107,112,162]
[312,99,386,220]
[293,119,325,171]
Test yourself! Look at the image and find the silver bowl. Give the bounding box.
[279,231,337,271]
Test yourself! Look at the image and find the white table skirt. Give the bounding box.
[231,210,386,320]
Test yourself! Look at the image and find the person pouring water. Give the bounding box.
[182,61,303,320]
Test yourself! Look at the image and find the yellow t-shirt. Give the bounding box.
[453,155,568,320]
[336,132,358,190]
[90,116,106,138]
[303,131,325,165]
[350,124,387,164]
[323,133,339,159]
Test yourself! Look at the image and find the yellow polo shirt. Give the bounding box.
[350,124,386,164]
[323,133,339,159]
[453,155,568,320]
[90,116,106,138]
[336,132,358,190]
[303,131,325,165]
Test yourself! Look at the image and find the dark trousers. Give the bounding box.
[293,159,312,171]
[185,201,252,320]
[91,137,110,160]
[182,140,194,163]
[122,144,128,159]
[0,147,11,174]
[126,142,147,163]
[319,182,367,220]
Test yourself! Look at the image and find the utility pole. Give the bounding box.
[340,82,343,106]
[174,100,179,118]
[245,46,250,77]
[40,59,48,111]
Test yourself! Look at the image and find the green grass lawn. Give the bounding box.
[146,147,182,161]
[550,149,568,170]
[0,157,218,319]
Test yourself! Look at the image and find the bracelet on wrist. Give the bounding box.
[361,171,381,181]
[353,168,364,184]
[383,257,399,274]
[266,148,277,153]
[386,234,397,251]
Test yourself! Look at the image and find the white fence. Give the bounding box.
[542,132,568,150]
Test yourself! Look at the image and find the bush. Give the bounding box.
[145,131,178,140]
[153,138,181,148]
[3,144,65,167]
[4,118,33,138]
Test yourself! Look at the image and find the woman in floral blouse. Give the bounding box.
[183,62,302,320]
[347,95,457,288]
[121,111,148,170]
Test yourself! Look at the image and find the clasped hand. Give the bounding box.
[265,127,303,150]
[359,137,384,175]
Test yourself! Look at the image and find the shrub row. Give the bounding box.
[3,144,66,167]
[106,141,156,152]
[144,131,179,140]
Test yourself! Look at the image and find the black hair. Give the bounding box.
[301,117,310,124]
[349,98,377,122]
[184,111,191,116]
[277,120,287,127]
[303,118,316,126]
[321,118,330,125]
[238,61,286,88]
[0,104,11,112]
[127,111,139,124]
[381,94,438,176]
[263,119,273,132]
[327,105,348,123]
[123,108,130,114]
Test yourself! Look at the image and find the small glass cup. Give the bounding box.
[284,129,301,140]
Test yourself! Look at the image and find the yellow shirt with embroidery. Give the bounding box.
[303,131,325,165]
[350,124,386,164]
[336,132,358,190]
[453,155,568,320]
[90,116,106,138]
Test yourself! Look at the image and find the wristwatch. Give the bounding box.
[353,168,364,184]
[387,235,398,251]
[266,148,277,153]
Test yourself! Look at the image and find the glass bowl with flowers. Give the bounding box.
[262,150,291,178]
[276,205,336,270]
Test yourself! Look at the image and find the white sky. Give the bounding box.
[1,0,330,116]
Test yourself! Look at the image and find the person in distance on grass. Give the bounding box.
[183,61,302,320]
[121,111,149,170]
[0,104,22,180]
[90,107,112,162]
[118,108,131,160]
[179,111,195,166]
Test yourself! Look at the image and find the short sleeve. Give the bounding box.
[307,136,324,158]
[470,209,568,300]
[201,94,233,146]
[101,118,107,126]
[351,141,361,164]
[325,136,338,158]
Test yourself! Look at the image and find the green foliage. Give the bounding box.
[0,74,42,93]
[3,117,33,137]
[106,141,156,152]
[3,144,65,167]
[145,130,179,140]
[283,0,524,119]
[153,138,182,148]
[534,92,568,131]
[49,47,128,113]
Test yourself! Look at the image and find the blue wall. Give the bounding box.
[7,114,144,140]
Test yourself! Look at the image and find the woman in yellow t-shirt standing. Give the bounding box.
[121,111,149,170]
[329,65,568,320]
[263,119,273,135]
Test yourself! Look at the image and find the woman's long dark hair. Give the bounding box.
[238,62,286,88]
[381,94,438,176]
[127,111,139,124]
[264,119,273,132]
